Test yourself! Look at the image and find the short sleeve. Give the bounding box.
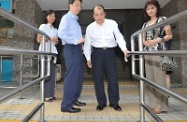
[39,24,45,31]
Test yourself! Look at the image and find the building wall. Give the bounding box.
[13,0,43,83]
[162,0,187,84]
[178,0,187,84]
[8,0,187,84]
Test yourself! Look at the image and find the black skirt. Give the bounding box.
[166,71,172,74]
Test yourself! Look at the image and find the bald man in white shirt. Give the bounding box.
[84,4,129,111]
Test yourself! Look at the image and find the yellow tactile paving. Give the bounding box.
[0,120,37,122]
[57,81,140,87]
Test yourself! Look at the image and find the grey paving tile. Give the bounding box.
[1,85,187,122]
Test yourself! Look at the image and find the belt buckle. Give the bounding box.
[103,47,107,50]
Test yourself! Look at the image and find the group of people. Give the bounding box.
[36,0,173,114]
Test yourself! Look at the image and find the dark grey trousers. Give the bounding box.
[44,59,55,98]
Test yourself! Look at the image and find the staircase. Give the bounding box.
[83,57,132,81]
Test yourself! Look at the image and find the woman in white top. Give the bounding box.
[37,10,59,102]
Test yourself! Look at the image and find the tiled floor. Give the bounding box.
[0,81,187,122]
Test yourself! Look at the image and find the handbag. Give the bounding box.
[160,55,177,71]
[158,36,177,71]
[158,18,177,71]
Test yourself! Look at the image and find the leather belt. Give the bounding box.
[92,47,114,50]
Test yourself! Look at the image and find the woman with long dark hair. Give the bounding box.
[37,10,59,102]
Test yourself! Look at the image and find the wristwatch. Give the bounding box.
[162,37,166,42]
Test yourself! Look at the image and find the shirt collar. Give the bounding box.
[68,11,79,20]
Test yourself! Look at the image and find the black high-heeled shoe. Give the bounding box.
[51,97,56,100]
[45,98,52,102]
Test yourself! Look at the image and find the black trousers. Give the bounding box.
[91,47,119,105]
[44,59,55,98]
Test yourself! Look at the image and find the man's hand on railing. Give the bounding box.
[123,49,130,57]
[123,49,130,62]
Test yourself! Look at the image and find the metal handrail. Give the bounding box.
[0,76,49,104]
[130,50,187,56]
[0,47,56,56]
[0,47,56,80]
[23,103,44,122]
[0,7,54,86]
[0,45,52,122]
[0,6,56,122]
[22,56,40,78]
[130,9,187,122]
[0,7,50,40]
[133,74,187,104]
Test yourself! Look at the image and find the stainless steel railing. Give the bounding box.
[0,7,50,40]
[0,7,55,122]
[22,56,40,79]
[0,6,52,88]
[131,10,187,122]
[0,48,56,122]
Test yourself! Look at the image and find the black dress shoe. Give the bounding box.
[61,107,81,113]
[96,104,106,111]
[74,101,86,106]
[51,97,56,100]
[110,104,122,111]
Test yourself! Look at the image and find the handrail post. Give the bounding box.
[40,35,46,122]
[131,36,136,75]
[0,56,2,85]
[48,38,51,54]
[31,56,33,77]
[138,33,145,122]
[47,56,50,80]
[20,55,23,98]
[47,38,51,77]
